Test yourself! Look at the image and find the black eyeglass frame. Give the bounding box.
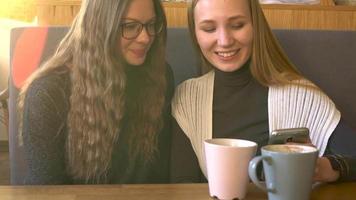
[120,19,163,40]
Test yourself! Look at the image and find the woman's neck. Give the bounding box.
[214,60,252,87]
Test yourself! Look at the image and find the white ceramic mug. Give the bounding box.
[204,138,257,200]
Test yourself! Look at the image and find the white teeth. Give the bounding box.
[217,51,237,58]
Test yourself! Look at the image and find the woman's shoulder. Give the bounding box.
[172,71,214,108]
[269,78,336,105]
[175,70,214,92]
[270,78,319,92]
[31,69,69,90]
[26,69,71,104]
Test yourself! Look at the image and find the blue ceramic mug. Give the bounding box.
[248,144,318,200]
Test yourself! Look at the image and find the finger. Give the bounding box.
[312,159,321,182]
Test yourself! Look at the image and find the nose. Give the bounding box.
[217,28,233,47]
[136,27,151,44]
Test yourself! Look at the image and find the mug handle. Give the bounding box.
[248,156,275,192]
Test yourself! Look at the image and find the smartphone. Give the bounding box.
[268,127,310,144]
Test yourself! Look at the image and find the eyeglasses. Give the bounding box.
[120,20,163,40]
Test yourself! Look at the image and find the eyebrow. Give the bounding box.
[198,15,247,25]
[228,15,248,21]
[122,17,157,23]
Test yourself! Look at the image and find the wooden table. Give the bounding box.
[0,183,355,200]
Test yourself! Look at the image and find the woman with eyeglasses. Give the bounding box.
[18,0,174,184]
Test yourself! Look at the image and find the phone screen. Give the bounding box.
[268,127,309,144]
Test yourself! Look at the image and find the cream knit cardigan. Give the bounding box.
[172,70,341,177]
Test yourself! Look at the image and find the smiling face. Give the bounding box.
[194,0,253,72]
[120,0,156,66]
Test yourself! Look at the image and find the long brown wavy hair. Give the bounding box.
[188,0,303,86]
[18,0,167,183]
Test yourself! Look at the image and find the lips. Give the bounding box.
[215,49,240,61]
[130,49,147,58]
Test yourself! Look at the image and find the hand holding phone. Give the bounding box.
[268,127,310,144]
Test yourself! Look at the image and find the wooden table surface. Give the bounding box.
[0,182,355,200]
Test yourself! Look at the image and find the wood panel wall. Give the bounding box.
[35,0,81,25]
[33,0,356,30]
[262,3,356,30]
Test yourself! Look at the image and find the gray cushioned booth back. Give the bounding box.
[9,27,356,184]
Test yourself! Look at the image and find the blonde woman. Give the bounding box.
[19,0,174,184]
[171,0,355,183]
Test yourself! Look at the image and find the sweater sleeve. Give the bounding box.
[324,118,356,182]
[22,75,71,184]
[170,118,206,183]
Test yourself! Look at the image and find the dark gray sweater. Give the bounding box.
[22,65,174,184]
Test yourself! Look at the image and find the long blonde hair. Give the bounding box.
[188,0,302,86]
[18,0,167,183]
